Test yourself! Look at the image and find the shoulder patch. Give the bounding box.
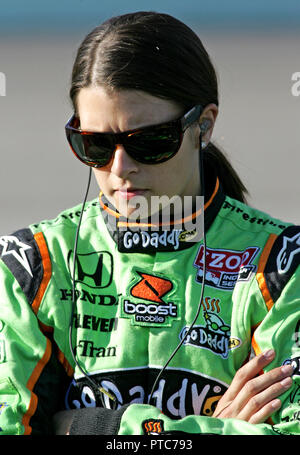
[263,226,300,304]
[0,228,48,306]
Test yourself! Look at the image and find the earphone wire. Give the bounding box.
[148,235,207,404]
[148,135,207,404]
[69,133,208,409]
[68,167,118,408]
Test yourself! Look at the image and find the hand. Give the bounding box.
[212,349,293,424]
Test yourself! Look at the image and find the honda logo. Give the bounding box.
[68,250,113,289]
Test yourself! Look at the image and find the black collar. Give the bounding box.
[98,165,225,253]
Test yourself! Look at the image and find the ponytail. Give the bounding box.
[204,142,248,203]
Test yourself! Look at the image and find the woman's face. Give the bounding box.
[77,86,211,218]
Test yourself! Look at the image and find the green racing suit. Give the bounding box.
[0,172,299,435]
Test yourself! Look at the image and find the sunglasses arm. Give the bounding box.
[181,105,203,131]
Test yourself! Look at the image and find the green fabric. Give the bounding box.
[0,194,299,435]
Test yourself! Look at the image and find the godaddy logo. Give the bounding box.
[0,73,6,96]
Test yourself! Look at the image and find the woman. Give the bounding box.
[0,11,299,436]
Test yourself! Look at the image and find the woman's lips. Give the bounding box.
[115,188,148,200]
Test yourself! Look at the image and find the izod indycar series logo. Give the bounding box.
[121,271,179,327]
[194,245,260,290]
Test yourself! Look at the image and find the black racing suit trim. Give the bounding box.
[0,228,45,306]
[69,404,130,435]
[263,225,300,303]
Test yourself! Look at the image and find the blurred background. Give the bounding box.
[0,0,299,234]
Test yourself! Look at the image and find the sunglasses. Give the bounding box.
[65,105,203,168]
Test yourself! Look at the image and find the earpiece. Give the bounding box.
[199,119,212,133]
[200,119,211,150]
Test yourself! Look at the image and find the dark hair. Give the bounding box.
[69,11,248,202]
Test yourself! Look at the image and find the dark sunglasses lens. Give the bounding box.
[125,126,182,163]
[66,122,182,166]
[69,132,114,167]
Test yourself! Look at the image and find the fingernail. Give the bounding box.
[281,364,294,374]
[272,399,282,409]
[263,349,275,359]
[281,377,292,388]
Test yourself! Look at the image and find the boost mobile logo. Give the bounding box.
[122,271,178,326]
[130,272,173,303]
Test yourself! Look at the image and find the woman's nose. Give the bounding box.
[110,144,139,178]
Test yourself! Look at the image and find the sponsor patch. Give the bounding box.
[0,235,33,277]
[60,288,118,306]
[65,366,228,419]
[142,419,164,435]
[194,245,259,290]
[121,270,180,327]
[222,200,287,230]
[130,272,173,303]
[201,296,221,313]
[277,232,300,274]
[76,340,117,359]
[0,229,45,306]
[73,314,118,333]
[121,230,182,252]
[263,226,300,304]
[179,312,241,358]
[68,250,113,289]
